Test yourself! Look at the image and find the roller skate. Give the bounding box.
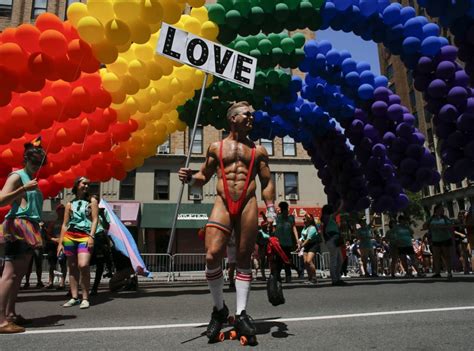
[206,303,229,343]
[230,310,257,346]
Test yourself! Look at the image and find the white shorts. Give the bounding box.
[227,244,236,264]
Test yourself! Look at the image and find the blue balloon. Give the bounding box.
[402,36,421,54]
[339,50,352,62]
[334,0,352,12]
[318,40,333,55]
[382,3,402,26]
[358,84,375,100]
[356,61,371,73]
[374,76,389,88]
[422,23,440,39]
[345,71,360,86]
[360,0,378,17]
[304,40,319,58]
[377,0,390,12]
[421,36,442,56]
[360,71,375,85]
[400,6,416,24]
[342,58,357,74]
[403,17,424,38]
[326,49,341,65]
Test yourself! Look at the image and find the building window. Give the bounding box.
[157,138,170,154]
[260,139,274,156]
[0,0,13,17]
[284,172,298,199]
[154,170,169,200]
[31,0,48,20]
[119,170,136,200]
[386,64,393,81]
[190,126,203,154]
[388,83,396,94]
[88,182,100,197]
[282,136,296,156]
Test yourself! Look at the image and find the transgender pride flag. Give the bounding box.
[99,199,151,278]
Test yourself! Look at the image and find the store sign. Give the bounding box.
[156,23,257,89]
[177,213,209,221]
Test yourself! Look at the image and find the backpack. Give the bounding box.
[267,274,285,306]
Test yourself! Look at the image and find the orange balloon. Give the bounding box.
[35,13,65,33]
[39,30,68,58]
[0,66,19,91]
[71,86,93,113]
[0,28,17,43]
[0,43,28,73]
[67,39,93,63]
[15,24,41,53]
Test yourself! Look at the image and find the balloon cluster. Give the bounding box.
[230,32,306,69]
[414,46,474,183]
[207,0,325,44]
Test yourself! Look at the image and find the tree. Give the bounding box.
[402,191,426,226]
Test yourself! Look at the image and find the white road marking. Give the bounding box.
[21,306,474,335]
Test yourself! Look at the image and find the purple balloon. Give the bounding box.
[364,124,379,140]
[427,170,441,185]
[388,94,402,105]
[447,86,468,105]
[417,56,434,74]
[465,98,474,113]
[457,113,474,132]
[380,163,394,179]
[400,174,413,188]
[438,104,458,123]
[410,132,425,145]
[436,61,456,79]
[403,113,416,125]
[392,137,409,153]
[383,131,396,145]
[454,70,470,88]
[372,143,387,157]
[351,119,365,133]
[385,182,401,196]
[415,167,432,183]
[439,45,458,62]
[420,150,436,168]
[368,185,383,198]
[441,147,463,166]
[395,193,409,209]
[400,157,419,174]
[396,122,414,139]
[373,87,391,102]
[355,197,371,211]
[414,73,431,91]
[435,121,457,139]
[427,79,448,98]
[443,165,465,184]
[447,130,467,148]
[387,104,404,121]
[453,158,473,178]
[465,140,474,159]
[406,144,424,159]
[371,101,388,117]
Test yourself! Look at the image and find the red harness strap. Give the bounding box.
[219,140,256,218]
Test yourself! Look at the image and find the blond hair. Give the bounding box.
[226,101,251,120]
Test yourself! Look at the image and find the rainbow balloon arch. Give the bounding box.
[1,0,474,217]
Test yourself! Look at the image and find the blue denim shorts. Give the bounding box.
[3,240,33,261]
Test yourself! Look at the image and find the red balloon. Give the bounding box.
[35,13,64,33]
[56,57,81,82]
[0,88,11,107]
[95,89,112,109]
[15,24,41,53]
[67,39,93,63]
[71,86,93,113]
[102,108,117,124]
[0,43,28,73]
[50,81,72,103]
[80,56,100,73]
[0,66,19,91]
[0,28,17,43]
[41,96,62,121]
[28,52,54,77]
[38,178,51,196]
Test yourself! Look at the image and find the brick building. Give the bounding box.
[378,0,474,218]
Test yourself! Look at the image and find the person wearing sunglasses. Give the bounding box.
[0,140,45,333]
[179,101,275,343]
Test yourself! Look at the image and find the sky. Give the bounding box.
[316,29,381,75]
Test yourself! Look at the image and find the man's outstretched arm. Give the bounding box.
[178,143,218,187]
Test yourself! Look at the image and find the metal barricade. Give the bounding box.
[141,254,172,281]
[171,253,207,281]
[291,251,330,279]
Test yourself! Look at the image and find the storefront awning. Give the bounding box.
[142,203,214,229]
[108,201,140,226]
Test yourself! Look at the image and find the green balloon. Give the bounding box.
[255,32,267,41]
[207,4,226,24]
[267,70,279,85]
[234,0,251,17]
[217,0,234,11]
[284,0,300,10]
[290,48,305,68]
[217,26,237,45]
[278,71,291,87]
[292,32,306,48]
[298,1,314,19]
[271,47,284,65]
[274,3,289,22]
[255,71,267,86]
[279,55,291,68]
[308,0,325,9]
[226,9,242,29]
[257,38,272,54]
[249,6,265,25]
[246,36,259,50]
[280,38,295,54]
[268,33,281,47]
[260,0,275,13]
[234,40,251,54]
[258,54,272,69]
[307,11,322,31]
[249,48,262,59]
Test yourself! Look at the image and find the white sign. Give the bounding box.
[156,23,257,89]
[177,213,208,221]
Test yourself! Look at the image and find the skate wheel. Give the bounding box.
[229,330,238,340]
[218,332,225,342]
[228,316,235,324]
[249,336,257,345]
[240,336,248,346]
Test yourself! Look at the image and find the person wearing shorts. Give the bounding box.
[394,216,424,277]
[424,204,453,279]
[57,177,99,309]
[0,140,45,333]
[356,219,377,277]
[297,213,321,285]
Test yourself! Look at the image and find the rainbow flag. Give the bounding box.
[99,199,151,278]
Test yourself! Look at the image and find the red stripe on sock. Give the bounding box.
[236,273,252,282]
[206,270,223,280]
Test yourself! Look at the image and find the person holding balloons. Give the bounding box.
[0,139,45,334]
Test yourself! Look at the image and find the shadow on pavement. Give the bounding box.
[28,314,77,328]
[18,291,114,307]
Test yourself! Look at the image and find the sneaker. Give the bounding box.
[63,298,80,307]
[431,273,441,278]
[80,300,90,309]
[21,282,30,290]
[332,280,348,286]
[0,322,25,334]
[304,280,317,285]
[36,282,44,288]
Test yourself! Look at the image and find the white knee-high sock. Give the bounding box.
[235,268,252,315]
[206,266,224,310]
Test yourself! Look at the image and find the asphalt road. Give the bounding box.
[2,274,474,350]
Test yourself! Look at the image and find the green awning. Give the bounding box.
[141,203,214,229]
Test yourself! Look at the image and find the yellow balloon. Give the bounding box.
[200,21,219,40]
[87,0,114,25]
[67,2,88,27]
[113,0,140,21]
[190,6,208,23]
[140,0,163,24]
[161,0,183,24]
[134,44,154,62]
[176,118,187,132]
[128,59,146,79]
[77,16,105,44]
[188,0,206,7]
[107,56,128,76]
[132,114,147,130]
[146,61,163,81]
[104,19,131,46]
[183,16,201,35]
[102,72,121,92]
[123,75,140,95]
[110,90,126,104]
[157,88,172,103]
[92,40,118,64]
[129,20,151,45]
[136,98,152,114]
[116,41,132,53]
[116,106,131,122]
[125,97,138,114]
[166,120,177,134]
[192,69,205,89]
[137,76,150,90]
[169,77,181,94]
[154,55,173,76]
